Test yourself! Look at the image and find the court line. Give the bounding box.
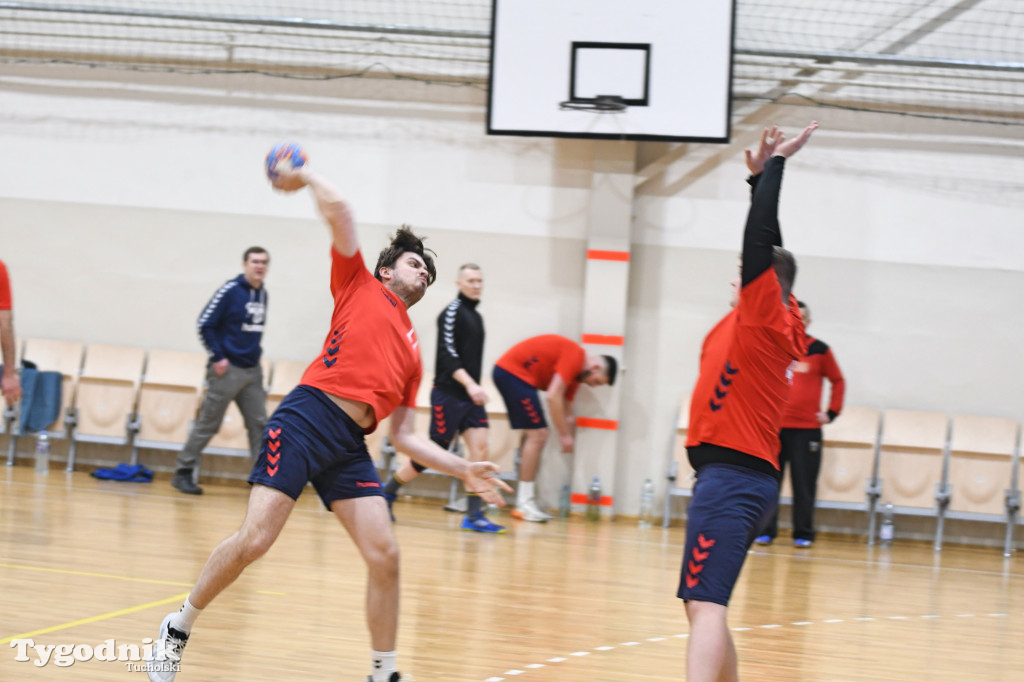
[0,592,188,644]
[0,562,193,587]
[480,612,1014,681]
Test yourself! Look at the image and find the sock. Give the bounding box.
[170,596,202,634]
[467,492,483,518]
[371,649,397,682]
[383,474,405,497]
[517,481,535,506]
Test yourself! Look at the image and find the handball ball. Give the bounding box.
[265,143,307,181]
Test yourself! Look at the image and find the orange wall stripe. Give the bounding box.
[576,417,619,430]
[586,249,630,262]
[581,334,624,346]
[570,493,614,507]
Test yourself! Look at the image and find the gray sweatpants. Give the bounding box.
[176,362,267,470]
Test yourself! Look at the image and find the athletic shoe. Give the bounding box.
[366,672,402,682]
[145,613,188,681]
[511,498,551,523]
[794,539,814,548]
[461,515,506,534]
[754,535,773,546]
[443,496,467,513]
[170,469,202,495]
[383,493,396,522]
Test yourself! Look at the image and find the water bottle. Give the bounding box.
[586,477,602,521]
[34,432,50,475]
[638,478,654,528]
[879,502,895,546]
[558,484,571,518]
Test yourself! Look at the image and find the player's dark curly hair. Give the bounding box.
[374,225,437,286]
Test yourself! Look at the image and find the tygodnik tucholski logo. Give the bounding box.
[9,637,179,672]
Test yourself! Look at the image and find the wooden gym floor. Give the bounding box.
[1,465,1022,681]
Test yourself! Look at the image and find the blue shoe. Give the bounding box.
[794,538,813,548]
[461,515,506,534]
[754,535,773,546]
[383,493,396,523]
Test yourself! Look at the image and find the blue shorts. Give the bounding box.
[248,385,383,510]
[677,462,778,606]
[492,365,547,430]
[429,387,488,449]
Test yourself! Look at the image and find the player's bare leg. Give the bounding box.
[332,495,401,651]
[512,428,552,522]
[685,600,738,682]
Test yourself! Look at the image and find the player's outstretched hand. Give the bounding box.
[465,461,513,507]
[744,125,780,175]
[271,165,310,193]
[773,121,818,159]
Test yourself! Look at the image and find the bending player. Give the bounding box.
[678,122,817,681]
[146,156,512,682]
[492,334,616,521]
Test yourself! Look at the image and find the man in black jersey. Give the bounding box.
[381,264,504,532]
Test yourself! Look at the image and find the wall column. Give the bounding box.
[571,140,636,517]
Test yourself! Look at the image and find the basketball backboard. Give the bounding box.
[488,0,735,142]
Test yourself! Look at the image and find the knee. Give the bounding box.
[525,428,549,445]
[365,538,400,580]
[472,443,490,462]
[235,527,276,564]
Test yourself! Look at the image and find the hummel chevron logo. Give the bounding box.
[268,428,281,439]
[267,452,280,466]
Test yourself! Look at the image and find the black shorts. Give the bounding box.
[248,385,383,509]
[492,365,547,430]
[429,387,488,448]
[677,462,778,606]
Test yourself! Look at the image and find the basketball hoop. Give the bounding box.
[558,95,629,113]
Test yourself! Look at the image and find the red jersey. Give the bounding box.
[782,336,845,429]
[300,248,421,433]
[495,334,584,401]
[0,260,11,311]
[686,268,807,468]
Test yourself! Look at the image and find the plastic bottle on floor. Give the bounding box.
[638,478,654,528]
[879,502,895,546]
[586,477,602,521]
[34,432,50,475]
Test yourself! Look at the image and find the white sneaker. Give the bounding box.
[511,498,552,523]
[146,612,188,681]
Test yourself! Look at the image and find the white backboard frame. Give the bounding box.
[488,0,736,142]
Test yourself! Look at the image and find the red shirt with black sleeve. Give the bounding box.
[299,248,422,433]
[782,336,845,429]
[686,268,807,470]
[494,334,585,401]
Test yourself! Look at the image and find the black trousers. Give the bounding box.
[762,427,822,541]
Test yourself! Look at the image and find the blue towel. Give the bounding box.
[17,368,63,432]
[91,463,154,482]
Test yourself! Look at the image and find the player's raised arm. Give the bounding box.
[267,146,358,257]
[740,121,817,289]
[301,169,358,257]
